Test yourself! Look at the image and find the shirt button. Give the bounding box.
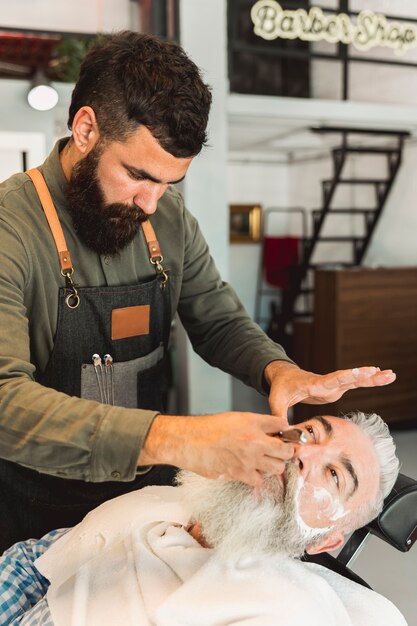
[111,470,121,480]
[104,256,111,265]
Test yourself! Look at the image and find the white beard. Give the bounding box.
[176,464,331,561]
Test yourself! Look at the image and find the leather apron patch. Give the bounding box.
[111,304,150,340]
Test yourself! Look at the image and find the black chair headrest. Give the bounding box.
[366,473,417,552]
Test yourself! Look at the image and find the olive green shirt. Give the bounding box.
[0,140,291,482]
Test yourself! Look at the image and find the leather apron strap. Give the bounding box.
[26,168,73,274]
[141,219,162,260]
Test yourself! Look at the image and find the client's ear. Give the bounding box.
[305,531,345,555]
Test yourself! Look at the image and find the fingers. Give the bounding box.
[257,413,290,432]
[268,397,290,421]
[171,412,297,488]
[219,457,288,487]
[262,437,294,461]
[241,462,287,488]
[335,366,379,386]
[298,364,396,406]
[244,415,295,459]
[331,366,396,389]
[207,428,294,487]
[357,368,396,387]
[267,363,396,415]
[258,457,287,476]
[238,437,294,485]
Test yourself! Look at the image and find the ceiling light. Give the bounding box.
[27,70,58,111]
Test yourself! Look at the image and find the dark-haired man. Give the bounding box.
[0,32,395,551]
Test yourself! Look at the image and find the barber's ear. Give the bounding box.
[305,531,345,555]
[71,106,99,156]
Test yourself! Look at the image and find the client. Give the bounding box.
[0,412,407,626]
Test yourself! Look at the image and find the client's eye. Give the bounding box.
[330,468,339,487]
[306,425,316,442]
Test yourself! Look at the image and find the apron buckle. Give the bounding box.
[61,268,81,309]
[150,255,169,287]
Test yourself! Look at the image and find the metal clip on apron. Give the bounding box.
[0,169,177,552]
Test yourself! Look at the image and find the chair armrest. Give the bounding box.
[366,473,417,552]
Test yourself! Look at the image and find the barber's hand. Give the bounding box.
[138,412,294,486]
[265,361,396,419]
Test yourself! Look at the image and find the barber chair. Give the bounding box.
[303,473,417,589]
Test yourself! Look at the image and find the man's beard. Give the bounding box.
[177,464,332,561]
[66,144,148,255]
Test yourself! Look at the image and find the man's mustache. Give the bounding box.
[100,202,148,223]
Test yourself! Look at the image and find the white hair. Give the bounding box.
[343,411,400,529]
[176,466,329,561]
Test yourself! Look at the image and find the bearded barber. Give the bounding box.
[0,32,396,552]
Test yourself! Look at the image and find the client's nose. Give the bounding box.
[294,443,322,474]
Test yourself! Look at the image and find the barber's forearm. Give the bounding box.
[138,414,189,467]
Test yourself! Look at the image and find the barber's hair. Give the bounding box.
[68,31,212,157]
[343,411,400,531]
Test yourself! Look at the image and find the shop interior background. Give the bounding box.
[0,1,416,622]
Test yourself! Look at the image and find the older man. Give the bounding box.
[0,412,406,626]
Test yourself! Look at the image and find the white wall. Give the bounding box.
[0,79,73,153]
[228,160,290,325]
[309,0,417,104]
[0,131,46,177]
[228,160,290,412]
[0,0,132,33]
[365,141,417,266]
[351,0,417,18]
[177,0,231,414]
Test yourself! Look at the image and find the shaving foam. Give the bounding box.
[294,476,342,532]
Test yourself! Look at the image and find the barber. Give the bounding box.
[0,32,395,552]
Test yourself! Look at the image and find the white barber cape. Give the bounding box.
[35,486,407,626]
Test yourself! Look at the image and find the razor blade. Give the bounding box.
[273,428,308,445]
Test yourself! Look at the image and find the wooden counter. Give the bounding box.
[293,267,417,426]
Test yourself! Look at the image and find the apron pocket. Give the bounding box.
[81,345,164,409]
[137,351,171,412]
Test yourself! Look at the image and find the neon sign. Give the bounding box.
[250,0,417,56]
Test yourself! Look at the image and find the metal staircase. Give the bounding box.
[267,126,410,349]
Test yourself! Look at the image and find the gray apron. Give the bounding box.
[0,168,177,552]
